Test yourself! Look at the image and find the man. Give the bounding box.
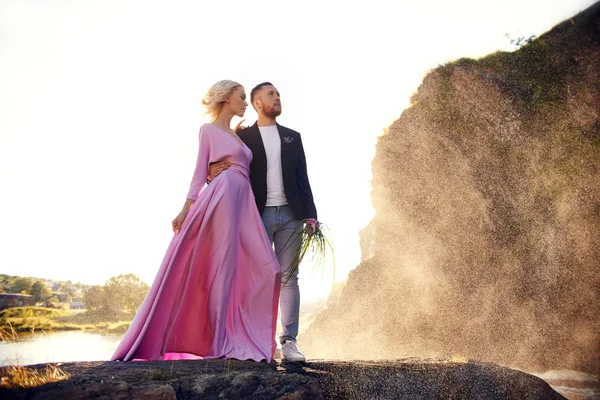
[209,82,317,362]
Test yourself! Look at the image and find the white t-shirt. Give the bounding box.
[258,125,288,206]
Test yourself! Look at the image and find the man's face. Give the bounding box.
[254,85,281,118]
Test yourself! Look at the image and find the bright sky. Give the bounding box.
[0,0,595,302]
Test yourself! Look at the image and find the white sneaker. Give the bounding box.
[281,340,306,362]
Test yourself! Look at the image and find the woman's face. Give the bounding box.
[227,86,248,117]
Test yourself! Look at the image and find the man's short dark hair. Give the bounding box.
[250,82,274,104]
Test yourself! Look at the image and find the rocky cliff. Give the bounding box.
[301,2,600,375]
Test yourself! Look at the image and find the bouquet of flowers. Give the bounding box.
[281,218,335,285]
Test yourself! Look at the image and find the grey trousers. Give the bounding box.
[261,205,302,344]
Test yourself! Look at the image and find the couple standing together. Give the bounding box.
[111,81,317,363]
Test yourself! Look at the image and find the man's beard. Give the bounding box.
[264,105,282,118]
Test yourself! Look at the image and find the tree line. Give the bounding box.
[83,274,149,316]
[1,273,150,316]
[1,277,53,302]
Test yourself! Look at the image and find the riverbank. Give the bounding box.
[0,358,566,399]
[0,307,131,336]
[1,300,329,337]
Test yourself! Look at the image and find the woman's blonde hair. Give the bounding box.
[201,80,242,121]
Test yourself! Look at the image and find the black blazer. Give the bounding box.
[238,122,317,221]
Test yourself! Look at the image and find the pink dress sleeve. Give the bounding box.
[186,126,211,200]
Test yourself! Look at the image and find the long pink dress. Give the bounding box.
[111,123,281,362]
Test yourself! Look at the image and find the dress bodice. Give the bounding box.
[186,123,253,200]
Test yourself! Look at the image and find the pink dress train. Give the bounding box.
[111,123,281,362]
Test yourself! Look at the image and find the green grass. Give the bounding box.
[0,307,69,319]
[482,38,581,118]
[0,306,131,335]
[437,37,582,125]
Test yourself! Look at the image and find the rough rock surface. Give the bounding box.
[0,359,565,399]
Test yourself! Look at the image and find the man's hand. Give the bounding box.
[234,119,247,133]
[208,160,231,183]
[304,218,320,235]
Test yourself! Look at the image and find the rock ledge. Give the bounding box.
[0,358,565,399]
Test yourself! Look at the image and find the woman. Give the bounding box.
[111,80,281,362]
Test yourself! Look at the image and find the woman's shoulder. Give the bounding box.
[198,123,217,138]
[199,122,214,133]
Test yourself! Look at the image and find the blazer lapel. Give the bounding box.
[247,122,267,166]
[277,123,292,174]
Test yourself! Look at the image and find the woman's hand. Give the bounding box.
[172,199,195,234]
[172,210,187,234]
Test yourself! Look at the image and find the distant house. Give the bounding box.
[0,293,36,309]
[70,300,85,309]
[55,293,71,302]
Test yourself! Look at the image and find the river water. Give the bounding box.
[0,332,598,399]
[0,331,121,366]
